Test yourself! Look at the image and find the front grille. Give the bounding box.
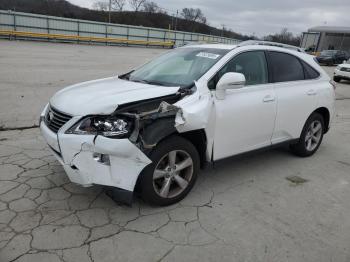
[44,105,72,133]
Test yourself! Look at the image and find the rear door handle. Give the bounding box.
[307,89,317,96]
[263,95,275,102]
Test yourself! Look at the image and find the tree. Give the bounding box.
[92,0,108,11]
[279,28,293,42]
[181,8,207,32]
[263,28,301,46]
[129,0,146,12]
[93,0,126,12]
[181,8,206,24]
[142,1,159,13]
[112,0,126,11]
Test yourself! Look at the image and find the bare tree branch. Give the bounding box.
[92,0,109,11]
[111,0,126,11]
[142,1,159,13]
[263,28,301,46]
[181,8,207,31]
[129,0,146,12]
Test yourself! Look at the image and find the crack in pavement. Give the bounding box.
[1,112,350,262]
[0,125,39,132]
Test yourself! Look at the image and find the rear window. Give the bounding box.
[268,52,304,82]
[301,61,320,79]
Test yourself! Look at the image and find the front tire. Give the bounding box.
[290,113,325,157]
[139,136,200,206]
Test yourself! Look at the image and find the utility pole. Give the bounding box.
[221,24,225,37]
[175,10,178,31]
[108,0,112,23]
[171,14,174,30]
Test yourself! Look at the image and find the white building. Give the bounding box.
[301,26,350,53]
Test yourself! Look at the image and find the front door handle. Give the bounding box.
[263,95,275,102]
[307,89,317,96]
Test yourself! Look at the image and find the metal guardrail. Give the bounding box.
[0,10,240,47]
[0,30,174,47]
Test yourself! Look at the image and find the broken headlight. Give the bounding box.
[66,116,132,138]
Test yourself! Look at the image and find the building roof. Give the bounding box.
[308,26,350,34]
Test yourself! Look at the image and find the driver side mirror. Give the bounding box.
[215,72,246,100]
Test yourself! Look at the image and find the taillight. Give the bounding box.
[330,80,336,90]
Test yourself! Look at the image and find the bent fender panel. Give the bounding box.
[174,88,216,161]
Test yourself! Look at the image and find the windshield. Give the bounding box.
[321,50,337,56]
[128,47,229,87]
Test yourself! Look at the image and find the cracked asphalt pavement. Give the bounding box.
[1,40,350,262]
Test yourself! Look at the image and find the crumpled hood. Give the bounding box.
[50,76,180,116]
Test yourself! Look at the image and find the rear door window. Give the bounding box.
[267,52,304,82]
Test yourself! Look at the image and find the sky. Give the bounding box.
[67,0,350,37]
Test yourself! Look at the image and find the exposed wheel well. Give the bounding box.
[314,107,330,133]
[178,129,207,168]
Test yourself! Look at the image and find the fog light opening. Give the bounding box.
[93,153,110,165]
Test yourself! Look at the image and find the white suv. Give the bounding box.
[334,59,350,83]
[40,41,335,206]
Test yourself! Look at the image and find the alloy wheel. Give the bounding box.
[152,150,194,198]
[305,120,322,151]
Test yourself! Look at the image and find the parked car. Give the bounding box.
[334,59,350,82]
[40,41,335,206]
[316,50,349,65]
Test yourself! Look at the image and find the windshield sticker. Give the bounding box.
[196,52,221,59]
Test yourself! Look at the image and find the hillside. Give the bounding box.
[0,0,252,40]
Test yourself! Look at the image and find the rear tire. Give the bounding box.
[139,136,200,206]
[290,113,325,157]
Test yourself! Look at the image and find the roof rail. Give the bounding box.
[238,40,305,53]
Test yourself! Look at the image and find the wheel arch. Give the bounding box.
[177,129,208,168]
[313,107,330,134]
[138,114,208,167]
[144,128,208,168]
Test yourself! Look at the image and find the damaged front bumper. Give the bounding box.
[40,113,152,203]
